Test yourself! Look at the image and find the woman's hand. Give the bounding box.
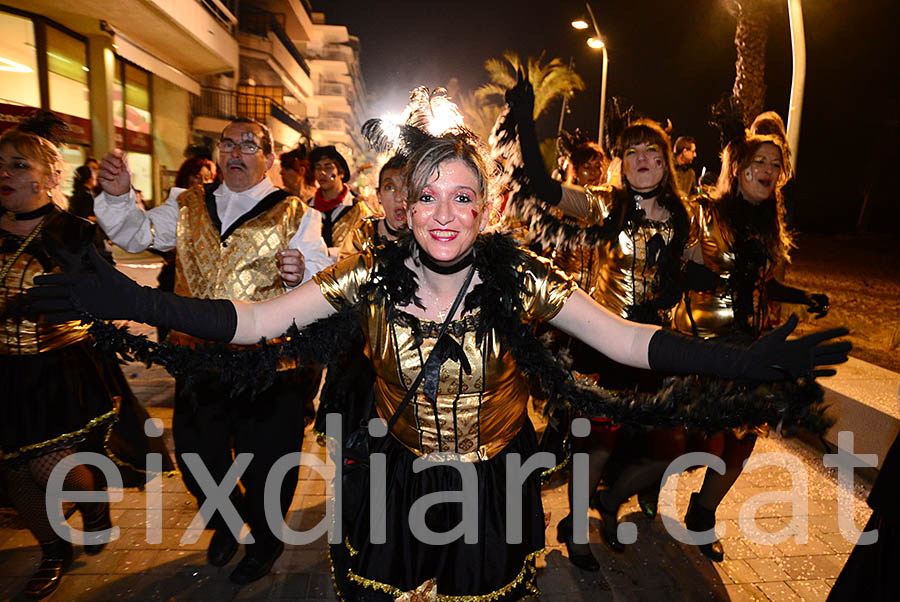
[805,293,829,319]
[744,314,848,379]
[504,67,535,123]
[26,242,144,323]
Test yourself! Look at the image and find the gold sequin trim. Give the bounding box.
[0,409,117,462]
[540,453,570,480]
[345,547,546,602]
[344,536,359,557]
[102,417,181,479]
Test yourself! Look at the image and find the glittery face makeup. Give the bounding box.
[575,156,604,187]
[0,143,51,213]
[738,142,783,204]
[407,159,485,265]
[623,142,665,192]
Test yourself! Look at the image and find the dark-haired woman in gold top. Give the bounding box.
[674,132,829,562]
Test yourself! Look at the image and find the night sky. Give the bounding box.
[313,0,898,234]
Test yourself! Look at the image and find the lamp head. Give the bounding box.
[571,18,589,30]
[587,37,605,49]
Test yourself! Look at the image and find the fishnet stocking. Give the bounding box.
[28,449,104,523]
[3,462,58,545]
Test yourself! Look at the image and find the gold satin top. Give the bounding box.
[328,201,375,251]
[314,248,576,460]
[673,200,735,337]
[1,226,90,355]
[576,186,677,321]
[338,217,380,260]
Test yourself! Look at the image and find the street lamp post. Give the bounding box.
[573,3,608,147]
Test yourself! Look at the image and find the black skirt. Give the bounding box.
[1,341,174,482]
[332,421,545,601]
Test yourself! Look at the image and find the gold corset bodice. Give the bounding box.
[593,219,675,321]
[314,246,576,460]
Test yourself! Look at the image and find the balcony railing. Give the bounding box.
[309,117,348,133]
[200,0,238,32]
[239,10,311,77]
[192,86,311,139]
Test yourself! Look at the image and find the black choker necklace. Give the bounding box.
[416,242,474,275]
[629,183,664,203]
[383,219,405,238]
[3,203,54,222]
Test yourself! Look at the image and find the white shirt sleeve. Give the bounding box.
[287,208,334,284]
[94,187,181,253]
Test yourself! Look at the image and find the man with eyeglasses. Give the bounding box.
[92,118,330,584]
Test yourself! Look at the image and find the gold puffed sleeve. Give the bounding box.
[312,251,375,309]
[517,250,578,322]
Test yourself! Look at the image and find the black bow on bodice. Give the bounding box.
[421,333,472,401]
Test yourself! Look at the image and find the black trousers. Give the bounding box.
[172,366,321,554]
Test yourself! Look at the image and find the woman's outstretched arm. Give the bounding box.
[549,288,850,381]
[231,279,337,344]
[27,243,339,344]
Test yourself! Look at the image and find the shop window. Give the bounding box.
[128,152,153,207]
[46,25,89,119]
[0,12,40,108]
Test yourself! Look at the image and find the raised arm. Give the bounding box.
[94,150,179,252]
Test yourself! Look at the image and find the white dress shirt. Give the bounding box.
[94,176,333,283]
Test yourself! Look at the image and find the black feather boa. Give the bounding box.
[82,233,831,435]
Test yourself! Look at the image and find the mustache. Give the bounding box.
[227,159,246,169]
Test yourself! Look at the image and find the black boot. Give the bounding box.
[591,490,624,553]
[637,487,660,519]
[555,514,599,572]
[81,502,112,556]
[24,539,73,599]
[684,493,724,562]
[207,528,239,567]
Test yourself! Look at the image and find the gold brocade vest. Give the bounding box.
[323,199,374,250]
[170,184,305,352]
[314,248,576,460]
[1,210,91,355]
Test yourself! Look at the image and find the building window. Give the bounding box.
[0,11,39,108]
[46,25,89,120]
[114,58,153,201]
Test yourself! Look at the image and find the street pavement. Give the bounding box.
[0,260,879,601]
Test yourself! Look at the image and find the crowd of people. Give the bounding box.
[0,68,881,602]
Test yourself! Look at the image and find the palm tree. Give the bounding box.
[725,0,771,124]
[446,78,503,142]
[475,52,585,121]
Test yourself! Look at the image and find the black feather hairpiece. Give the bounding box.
[709,95,748,150]
[17,110,68,145]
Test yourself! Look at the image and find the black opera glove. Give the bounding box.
[504,68,562,205]
[648,314,851,381]
[805,293,829,319]
[26,242,237,342]
[504,66,535,124]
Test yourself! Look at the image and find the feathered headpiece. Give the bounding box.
[604,97,640,157]
[17,110,68,146]
[361,86,473,159]
[709,95,748,151]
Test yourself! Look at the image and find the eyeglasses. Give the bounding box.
[218,139,261,155]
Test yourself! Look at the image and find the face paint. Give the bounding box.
[654,158,663,168]
[470,209,478,219]
[31,181,39,193]
[744,168,753,182]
